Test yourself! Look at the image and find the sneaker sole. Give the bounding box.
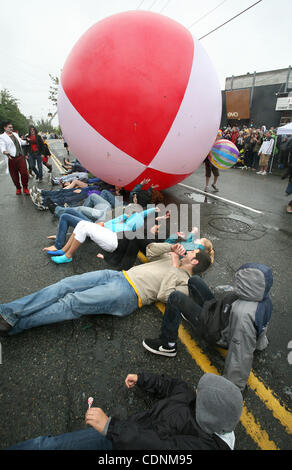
[142,340,177,357]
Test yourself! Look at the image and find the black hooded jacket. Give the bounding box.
[106,373,230,450]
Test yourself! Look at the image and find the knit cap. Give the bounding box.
[196,373,243,435]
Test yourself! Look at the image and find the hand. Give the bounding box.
[170,251,180,267]
[191,226,199,234]
[140,178,150,185]
[176,231,185,239]
[171,243,186,256]
[85,408,109,433]
[125,374,138,389]
[150,224,160,235]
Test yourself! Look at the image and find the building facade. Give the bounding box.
[221,67,292,129]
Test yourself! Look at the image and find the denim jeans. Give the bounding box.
[83,193,111,211]
[0,270,138,335]
[55,211,92,249]
[160,276,215,342]
[100,190,123,208]
[29,152,43,179]
[8,427,113,450]
[42,187,93,207]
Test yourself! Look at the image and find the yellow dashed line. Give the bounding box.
[217,347,292,434]
[137,252,289,449]
[50,152,63,173]
[155,301,279,450]
[43,152,290,449]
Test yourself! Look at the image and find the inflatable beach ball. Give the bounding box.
[208,139,239,169]
[58,10,222,190]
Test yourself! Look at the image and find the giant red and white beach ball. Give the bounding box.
[58,11,222,190]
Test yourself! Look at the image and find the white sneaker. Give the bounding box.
[256,171,263,175]
[261,171,267,176]
[204,186,209,192]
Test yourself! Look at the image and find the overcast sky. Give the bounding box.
[0,0,291,126]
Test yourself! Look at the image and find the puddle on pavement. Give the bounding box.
[186,192,217,204]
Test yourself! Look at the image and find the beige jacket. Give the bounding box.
[124,243,191,307]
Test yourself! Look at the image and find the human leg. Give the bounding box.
[188,275,215,306]
[100,189,123,208]
[45,213,88,251]
[2,270,138,334]
[142,290,203,357]
[83,193,111,210]
[8,427,113,450]
[17,155,29,189]
[8,157,21,189]
[29,154,40,179]
[204,161,211,191]
[73,220,118,252]
[35,154,43,180]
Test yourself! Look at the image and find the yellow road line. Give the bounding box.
[50,152,64,173]
[217,347,292,434]
[155,301,279,450]
[138,253,286,448]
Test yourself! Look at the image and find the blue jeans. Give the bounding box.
[8,427,113,450]
[29,152,43,179]
[100,190,123,208]
[0,270,138,335]
[42,188,92,207]
[83,193,111,211]
[55,211,92,249]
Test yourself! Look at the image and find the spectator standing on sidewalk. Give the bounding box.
[0,121,29,195]
[26,125,46,182]
[257,131,275,176]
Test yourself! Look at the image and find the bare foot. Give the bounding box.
[43,245,57,252]
[47,235,56,240]
[96,253,104,259]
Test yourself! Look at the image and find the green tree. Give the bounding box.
[35,118,57,134]
[0,89,29,135]
[48,74,60,124]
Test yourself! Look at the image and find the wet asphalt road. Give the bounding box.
[0,140,291,451]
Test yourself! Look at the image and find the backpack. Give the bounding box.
[199,293,239,345]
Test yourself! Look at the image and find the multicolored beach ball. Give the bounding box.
[58,10,222,190]
[208,139,239,170]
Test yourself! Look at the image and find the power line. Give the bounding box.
[136,0,146,8]
[148,0,159,10]
[198,0,263,40]
[158,0,171,14]
[188,0,229,29]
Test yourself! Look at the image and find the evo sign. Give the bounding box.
[226,89,250,120]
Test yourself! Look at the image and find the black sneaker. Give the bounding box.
[142,338,177,357]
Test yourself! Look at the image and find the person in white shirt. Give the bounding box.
[0,121,29,194]
[257,131,274,176]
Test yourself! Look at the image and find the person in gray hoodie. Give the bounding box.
[143,263,273,391]
[7,372,243,450]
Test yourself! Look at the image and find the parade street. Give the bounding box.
[0,139,291,451]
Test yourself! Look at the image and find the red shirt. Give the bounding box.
[30,134,38,152]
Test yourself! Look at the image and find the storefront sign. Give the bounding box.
[226,89,250,119]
